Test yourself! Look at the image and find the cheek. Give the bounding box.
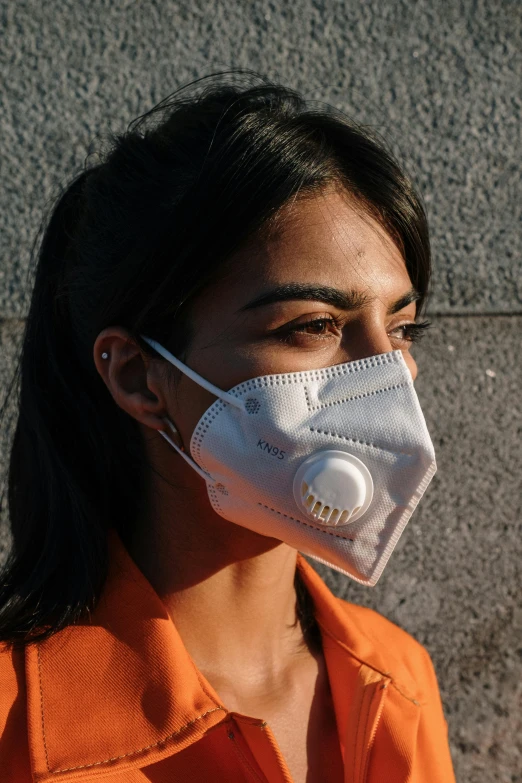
[403,351,418,381]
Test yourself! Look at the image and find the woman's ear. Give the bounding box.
[93,327,167,432]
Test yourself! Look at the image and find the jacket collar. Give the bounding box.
[294,557,423,704]
[26,532,419,781]
[26,531,227,781]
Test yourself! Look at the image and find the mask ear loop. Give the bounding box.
[141,335,246,412]
[159,418,214,482]
[141,335,243,483]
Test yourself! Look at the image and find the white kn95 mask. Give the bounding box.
[141,335,437,586]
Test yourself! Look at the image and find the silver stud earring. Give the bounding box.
[101,352,109,360]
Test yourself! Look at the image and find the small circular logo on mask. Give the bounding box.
[245,398,261,414]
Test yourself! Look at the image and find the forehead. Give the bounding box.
[188,189,413,330]
[225,188,411,301]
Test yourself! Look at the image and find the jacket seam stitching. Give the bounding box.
[362,684,387,782]
[36,646,50,772]
[44,707,227,774]
[389,680,424,706]
[36,650,227,776]
[317,621,423,706]
[353,676,375,782]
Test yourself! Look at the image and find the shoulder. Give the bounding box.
[298,555,439,701]
[335,597,427,654]
[332,597,439,701]
[330,599,455,780]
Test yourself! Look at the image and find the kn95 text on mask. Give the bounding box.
[141,335,437,586]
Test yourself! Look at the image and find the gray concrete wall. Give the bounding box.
[1,2,520,780]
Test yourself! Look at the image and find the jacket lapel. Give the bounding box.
[25,539,424,782]
[25,531,227,781]
[296,555,423,783]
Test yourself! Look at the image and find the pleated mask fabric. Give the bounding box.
[142,337,436,586]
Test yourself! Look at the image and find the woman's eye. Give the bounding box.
[276,315,341,344]
[293,317,336,335]
[389,320,431,344]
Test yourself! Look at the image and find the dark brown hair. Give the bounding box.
[0,73,430,644]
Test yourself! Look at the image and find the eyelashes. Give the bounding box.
[291,316,340,333]
[277,316,432,345]
[394,320,431,343]
[279,315,341,342]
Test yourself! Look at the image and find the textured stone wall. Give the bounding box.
[1,2,520,780]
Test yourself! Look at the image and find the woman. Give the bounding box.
[0,77,455,782]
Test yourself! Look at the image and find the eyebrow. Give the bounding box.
[388,288,421,314]
[240,283,420,314]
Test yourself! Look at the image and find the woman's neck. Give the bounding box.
[126,461,309,681]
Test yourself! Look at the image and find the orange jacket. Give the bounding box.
[0,532,455,782]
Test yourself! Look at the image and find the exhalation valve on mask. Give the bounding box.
[141,334,437,586]
[293,450,374,527]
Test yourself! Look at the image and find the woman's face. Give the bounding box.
[167,188,422,449]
